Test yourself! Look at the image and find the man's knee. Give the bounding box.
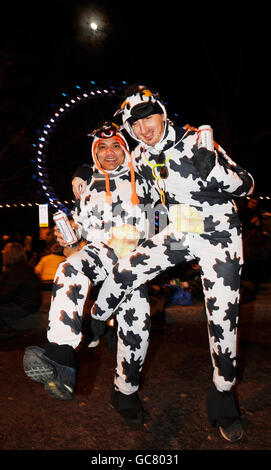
[112,264,138,290]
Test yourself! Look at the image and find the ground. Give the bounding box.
[0,283,270,462]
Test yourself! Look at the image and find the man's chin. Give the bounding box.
[104,162,118,170]
[143,137,155,146]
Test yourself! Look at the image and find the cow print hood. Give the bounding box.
[115,85,169,147]
[90,122,140,205]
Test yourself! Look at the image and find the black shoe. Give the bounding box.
[105,326,116,351]
[23,345,76,400]
[110,387,144,425]
[91,317,108,337]
[87,317,109,347]
[206,384,243,442]
[218,418,244,442]
[86,318,108,347]
[87,336,100,348]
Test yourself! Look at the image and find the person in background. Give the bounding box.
[239,197,262,233]
[0,242,41,334]
[34,242,66,291]
[23,234,33,261]
[240,197,264,291]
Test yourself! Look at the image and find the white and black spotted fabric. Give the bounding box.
[47,127,154,395]
[91,112,254,393]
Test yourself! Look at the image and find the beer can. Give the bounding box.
[53,211,78,245]
[197,125,214,152]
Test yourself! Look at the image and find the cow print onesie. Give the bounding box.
[91,123,254,393]
[47,138,154,395]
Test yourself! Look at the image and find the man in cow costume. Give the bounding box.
[23,122,153,425]
[88,85,254,441]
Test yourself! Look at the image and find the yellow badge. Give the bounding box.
[169,204,204,234]
[107,224,140,258]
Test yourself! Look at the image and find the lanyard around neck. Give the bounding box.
[143,129,188,178]
[143,130,188,207]
[145,153,173,181]
[142,150,171,207]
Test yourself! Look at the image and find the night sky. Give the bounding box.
[0,1,270,233]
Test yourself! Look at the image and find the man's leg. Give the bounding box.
[92,224,192,321]
[111,284,151,425]
[23,243,115,399]
[114,284,151,394]
[192,231,244,441]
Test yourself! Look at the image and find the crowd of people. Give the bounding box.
[238,197,271,300]
[1,196,270,339]
[0,229,66,335]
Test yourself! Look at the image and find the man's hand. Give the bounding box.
[54,220,80,248]
[63,239,86,257]
[183,123,198,132]
[72,177,87,199]
[192,148,216,180]
[53,225,68,247]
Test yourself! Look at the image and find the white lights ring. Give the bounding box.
[32,81,127,215]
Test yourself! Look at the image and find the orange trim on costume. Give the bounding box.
[93,137,139,205]
[128,161,140,205]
